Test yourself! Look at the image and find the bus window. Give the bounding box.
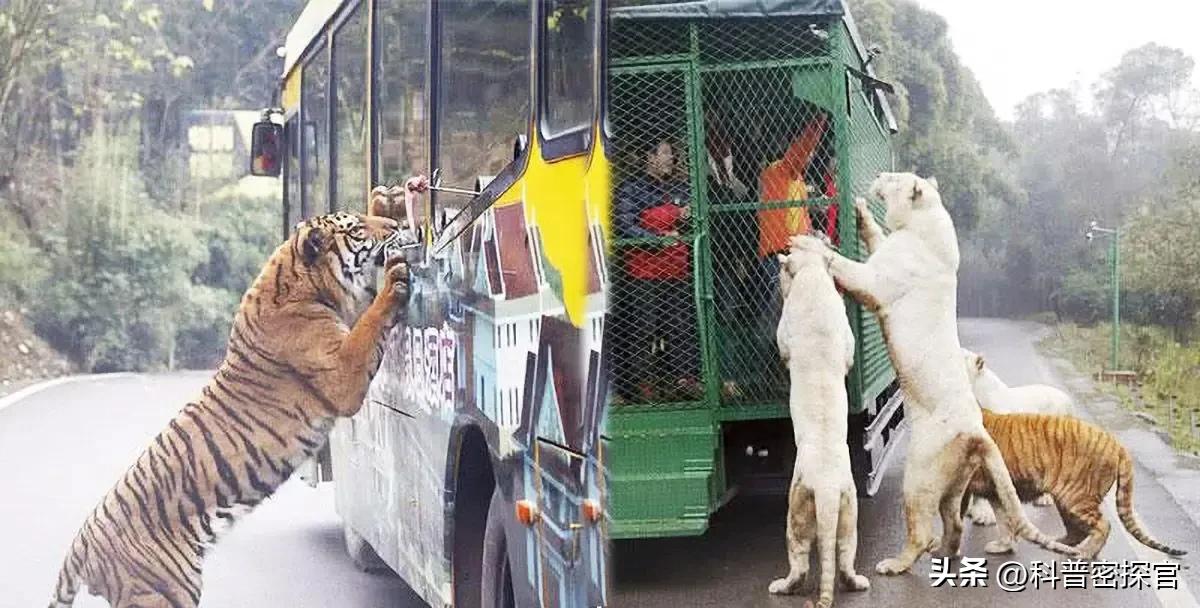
[542,0,594,140]
[285,116,301,234]
[302,43,330,215]
[376,0,428,224]
[333,3,367,211]
[436,0,532,195]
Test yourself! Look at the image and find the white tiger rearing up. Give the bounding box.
[767,235,869,608]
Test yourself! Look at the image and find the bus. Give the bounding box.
[251,1,610,606]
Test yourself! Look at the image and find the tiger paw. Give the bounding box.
[382,257,410,307]
[875,558,910,576]
[789,234,832,260]
[967,500,997,526]
[984,540,1015,554]
[854,197,872,222]
[841,572,870,591]
[767,572,807,594]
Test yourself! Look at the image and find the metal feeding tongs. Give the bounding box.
[380,169,476,255]
[426,168,481,197]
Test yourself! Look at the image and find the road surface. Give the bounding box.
[2,320,1197,607]
[610,318,1200,608]
[0,371,424,608]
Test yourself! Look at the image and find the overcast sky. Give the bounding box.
[912,0,1200,121]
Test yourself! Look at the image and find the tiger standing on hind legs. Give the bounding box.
[790,172,1080,576]
[767,235,869,608]
[47,176,429,608]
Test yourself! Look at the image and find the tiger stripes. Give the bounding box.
[967,408,1187,559]
[49,212,410,608]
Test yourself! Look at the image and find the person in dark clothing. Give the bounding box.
[612,139,699,402]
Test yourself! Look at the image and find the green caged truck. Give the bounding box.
[605,0,906,539]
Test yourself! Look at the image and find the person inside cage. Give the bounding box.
[613,138,700,402]
[704,108,758,399]
[755,109,831,353]
[805,131,840,246]
[705,109,752,204]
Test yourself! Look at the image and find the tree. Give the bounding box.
[850,0,1020,233]
[1097,43,1196,157]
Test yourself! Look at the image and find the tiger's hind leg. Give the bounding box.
[769,481,815,594]
[983,498,1017,555]
[836,489,869,593]
[1054,502,1090,546]
[936,466,974,557]
[118,583,200,608]
[1067,503,1111,560]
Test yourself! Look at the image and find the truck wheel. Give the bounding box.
[481,492,516,608]
[343,523,389,573]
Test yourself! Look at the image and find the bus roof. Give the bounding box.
[282,0,344,77]
[610,0,844,20]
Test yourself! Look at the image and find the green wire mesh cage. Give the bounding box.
[605,1,901,537]
[609,6,894,412]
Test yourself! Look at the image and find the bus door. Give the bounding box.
[517,318,592,606]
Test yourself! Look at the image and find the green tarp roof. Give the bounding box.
[611,0,845,20]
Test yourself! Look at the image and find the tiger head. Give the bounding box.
[869,172,941,231]
[290,212,404,318]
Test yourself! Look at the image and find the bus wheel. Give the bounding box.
[481,492,516,608]
[343,523,389,573]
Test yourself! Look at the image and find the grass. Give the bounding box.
[1041,322,1200,457]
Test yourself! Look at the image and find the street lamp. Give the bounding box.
[1084,220,1121,371]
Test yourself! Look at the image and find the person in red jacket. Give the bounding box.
[613,139,699,402]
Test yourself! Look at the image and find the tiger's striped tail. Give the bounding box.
[1115,450,1187,557]
[975,434,1080,557]
[47,531,85,608]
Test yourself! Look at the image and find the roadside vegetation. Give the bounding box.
[1042,322,1200,457]
[0,1,297,373]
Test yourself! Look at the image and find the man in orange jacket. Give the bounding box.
[755,113,830,359]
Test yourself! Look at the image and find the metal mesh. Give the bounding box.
[609,65,703,406]
[608,13,894,410]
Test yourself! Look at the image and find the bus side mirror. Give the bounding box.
[250,120,283,177]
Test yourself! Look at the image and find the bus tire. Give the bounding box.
[481,491,516,608]
[343,523,390,573]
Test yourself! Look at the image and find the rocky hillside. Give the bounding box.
[0,308,75,398]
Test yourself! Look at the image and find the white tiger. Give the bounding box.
[767,236,869,608]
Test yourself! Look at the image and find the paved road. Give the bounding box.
[0,372,424,608]
[610,318,1200,608]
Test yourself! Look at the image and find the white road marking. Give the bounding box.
[0,373,136,414]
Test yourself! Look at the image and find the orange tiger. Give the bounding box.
[48,211,413,608]
[965,408,1187,559]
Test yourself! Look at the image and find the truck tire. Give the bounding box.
[343,523,390,573]
[481,492,516,608]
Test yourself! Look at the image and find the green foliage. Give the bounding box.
[26,129,279,372]
[0,218,48,303]
[0,2,294,372]
[1046,323,1200,455]
[1122,197,1200,337]
[851,0,1020,232]
[177,192,278,368]
[1052,269,1110,326]
[30,130,201,371]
